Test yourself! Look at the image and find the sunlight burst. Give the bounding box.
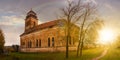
[98,28,116,44]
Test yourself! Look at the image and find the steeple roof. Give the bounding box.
[27,9,36,16]
[26,9,37,19]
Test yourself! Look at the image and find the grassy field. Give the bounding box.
[0,48,104,60]
[0,48,120,60]
[1,48,120,60]
[100,48,120,60]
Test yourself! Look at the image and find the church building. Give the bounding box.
[20,10,79,52]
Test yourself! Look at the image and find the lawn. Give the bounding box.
[100,48,120,60]
[0,48,104,60]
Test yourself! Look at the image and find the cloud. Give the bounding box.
[0,15,25,46]
[104,3,115,11]
[0,15,24,26]
[91,0,97,5]
[84,0,97,5]
[0,14,43,46]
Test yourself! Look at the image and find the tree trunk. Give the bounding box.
[77,40,80,56]
[66,36,69,58]
[77,9,87,57]
[66,18,70,58]
[80,39,84,57]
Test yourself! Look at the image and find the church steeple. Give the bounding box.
[25,9,38,32]
[27,9,36,14]
[26,9,37,19]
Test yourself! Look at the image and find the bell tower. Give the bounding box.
[25,9,38,32]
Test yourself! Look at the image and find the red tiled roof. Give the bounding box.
[20,20,60,36]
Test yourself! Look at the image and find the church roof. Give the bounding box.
[20,20,60,36]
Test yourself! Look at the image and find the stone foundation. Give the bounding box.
[20,47,77,52]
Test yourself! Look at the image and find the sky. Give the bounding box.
[0,0,119,46]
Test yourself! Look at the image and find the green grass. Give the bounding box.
[2,47,120,60]
[100,48,120,60]
[0,48,104,60]
[68,48,104,60]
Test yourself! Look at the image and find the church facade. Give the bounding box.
[20,10,79,52]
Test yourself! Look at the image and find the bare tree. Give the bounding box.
[76,1,98,57]
[59,0,98,58]
[59,0,84,58]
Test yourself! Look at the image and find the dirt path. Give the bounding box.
[92,48,108,60]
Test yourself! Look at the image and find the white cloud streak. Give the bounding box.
[84,0,97,5]
[0,15,24,26]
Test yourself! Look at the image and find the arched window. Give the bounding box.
[28,41,32,48]
[39,39,41,47]
[36,40,38,48]
[48,38,50,47]
[30,41,32,48]
[28,41,29,48]
[52,37,54,47]
[34,22,36,26]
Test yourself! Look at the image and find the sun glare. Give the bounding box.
[98,28,116,44]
